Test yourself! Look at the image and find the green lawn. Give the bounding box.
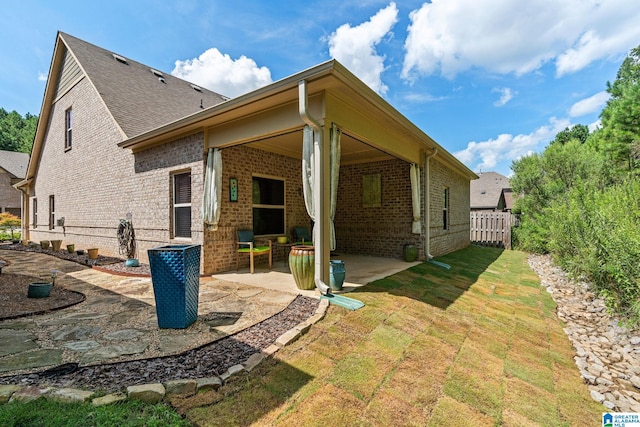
[173,246,604,426]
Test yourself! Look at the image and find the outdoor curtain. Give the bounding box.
[410,163,421,234]
[202,147,222,231]
[302,124,341,250]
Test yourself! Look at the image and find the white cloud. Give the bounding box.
[402,0,640,80]
[38,72,47,82]
[455,117,571,173]
[328,2,398,94]
[569,91,610,117]
[492,87,516,107]
[171,48,272,99]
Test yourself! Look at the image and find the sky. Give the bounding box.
[1,0,639,176]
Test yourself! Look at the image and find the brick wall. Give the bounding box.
[335,159,425,259]
[202,145,309,274]
[29,76,205,265]
[428,158,471,256]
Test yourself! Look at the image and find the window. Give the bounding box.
[252,176,285,236]
[49,195,55,230]
[65,108,72,150]
[443,188,450,230]
[32,198,37,229]
[173,172,192,238]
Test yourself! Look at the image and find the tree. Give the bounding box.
[552,124,589,145]
[594,45,640,172]
[0,212,21,240]
[0,108,38,154]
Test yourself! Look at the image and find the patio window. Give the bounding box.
[443,187,450,230]
[49,195,55,230]
[252,176,285,236]
[65,108,72,151]
[172,172,192,238]
[33,198,37,229]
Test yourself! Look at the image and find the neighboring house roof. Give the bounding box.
[470,171,511,209]
[59,32,228,139]
[0,150,29,178]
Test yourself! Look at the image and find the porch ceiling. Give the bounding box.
[248,128,395,165]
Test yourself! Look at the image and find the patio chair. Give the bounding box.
[293,226,312,245]
[236,229,272,274]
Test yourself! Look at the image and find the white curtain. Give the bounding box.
[302,126,315,228]
[202,148,222,231]
[302,124,341,250]
[329,124,341,251]
[410,163,421,234]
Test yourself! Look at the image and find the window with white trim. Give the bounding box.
[173,172,192,238]
[65,108,72,150]
[252,176,285,236]
[443,187,450,230]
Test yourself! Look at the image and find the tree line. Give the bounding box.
[0,108,37,154]
[511,45,640,326]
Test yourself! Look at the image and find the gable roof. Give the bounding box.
[21,32,229,187]
[0,150,29,179]
[470,171,511,209]
[58,32,228,139]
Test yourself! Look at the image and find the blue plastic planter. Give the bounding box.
[148,244,201,329]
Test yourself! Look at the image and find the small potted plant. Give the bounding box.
[28,270,59,298]
[67,244,75,253]
[40,240,50,250]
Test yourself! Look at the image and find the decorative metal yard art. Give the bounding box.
[117,215,139,267]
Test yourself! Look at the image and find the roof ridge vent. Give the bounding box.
[150,68,164,78]
[190,83,202,92]
[112,53,128,65]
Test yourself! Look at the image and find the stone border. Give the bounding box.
[0,299,329,406]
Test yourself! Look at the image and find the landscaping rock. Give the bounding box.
[92,392,127,407]
[9,386,51,403]
[49,387,95,403]
[127,383,165,403]
[196,377,222,392]
[164,379,196,396]
[529,254,640,412]
[0,385,20,404]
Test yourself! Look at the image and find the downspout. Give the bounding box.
[299,80,331,296]
[424,148,437,260]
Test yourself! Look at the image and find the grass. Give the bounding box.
[0,246,605,426]
[171,246,604,426]
[0,398,190,426]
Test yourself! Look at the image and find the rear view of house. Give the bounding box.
[17,32,477,283]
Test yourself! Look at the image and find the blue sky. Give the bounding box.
[2,0,639,176]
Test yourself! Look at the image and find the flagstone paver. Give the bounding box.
[0,250,299,374]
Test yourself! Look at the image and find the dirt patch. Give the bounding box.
[0,272,85,320]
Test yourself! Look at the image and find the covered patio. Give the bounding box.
[213,254,422,298]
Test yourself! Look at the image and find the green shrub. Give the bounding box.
[547,180,640,325]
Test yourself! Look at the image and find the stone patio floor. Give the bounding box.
[0,250,299,375]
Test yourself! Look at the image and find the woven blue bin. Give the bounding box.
[148,244,201,329]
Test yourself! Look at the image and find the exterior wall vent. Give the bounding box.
[190,83,202,92]
[112,53,128,65]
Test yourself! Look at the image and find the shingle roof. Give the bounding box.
[60,32,228,138]
[470,171,511,209]
[0,150,29,179]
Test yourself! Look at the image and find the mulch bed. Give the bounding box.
[0,272,85,320]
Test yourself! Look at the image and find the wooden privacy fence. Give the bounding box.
[470,211,515,249]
